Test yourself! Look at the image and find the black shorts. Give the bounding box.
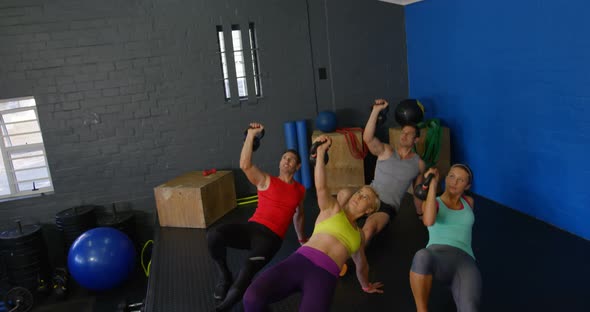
[377,201,398,221]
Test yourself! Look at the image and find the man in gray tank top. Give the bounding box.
[336,99,426,276]
[361,99,425,243]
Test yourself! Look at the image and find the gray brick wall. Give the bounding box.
[0,0,408,228]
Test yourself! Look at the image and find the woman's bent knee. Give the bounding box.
[411,248,434,275]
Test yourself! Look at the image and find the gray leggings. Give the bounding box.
[411,244,482,312]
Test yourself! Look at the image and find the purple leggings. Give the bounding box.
[243,246,339,312]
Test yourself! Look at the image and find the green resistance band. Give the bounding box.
[237,194,258,206]
[142,240,154,277]
[417,118,442,169]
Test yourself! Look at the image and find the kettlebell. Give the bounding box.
[243,127,265,151]
[309,140,329,166]
[414,173,435,200]
[372,102,389,127]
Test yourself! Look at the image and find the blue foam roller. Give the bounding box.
[283,121,301,183]
[296,120,312,189]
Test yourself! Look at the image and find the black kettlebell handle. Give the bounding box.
[309,140,329,166]
[243,127,265,139]
[372,103,389,126]
[414,173,435,200]
[243,127,265,152]
[374,103,390,114]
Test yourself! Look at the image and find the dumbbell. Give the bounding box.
[309,140,329,166]
[243,127,265,151]
[202,168,217,176]
[414,173,435,200]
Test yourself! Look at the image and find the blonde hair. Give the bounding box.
[361,186,381,213]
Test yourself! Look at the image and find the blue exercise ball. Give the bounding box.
[68,227,136,291]
[315,111,337,132]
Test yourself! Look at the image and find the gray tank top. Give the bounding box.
[370,149,420,211]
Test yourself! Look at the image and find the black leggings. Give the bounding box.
[207,221,282,299]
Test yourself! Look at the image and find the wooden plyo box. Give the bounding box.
[312,130,365,195]
[389,126,451,193]
[154,170,237,228]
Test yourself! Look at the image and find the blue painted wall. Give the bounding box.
[406,0,590,239]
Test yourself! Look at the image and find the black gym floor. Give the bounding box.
[140,191,590,312]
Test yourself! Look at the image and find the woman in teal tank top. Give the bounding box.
[410,164,482,312]
[244,135,384,312]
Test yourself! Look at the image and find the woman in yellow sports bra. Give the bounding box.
[243,135,384,312]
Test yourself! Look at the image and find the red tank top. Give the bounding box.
[249,176,305,238]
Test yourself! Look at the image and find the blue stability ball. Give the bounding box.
[68,227,136,291]
[315,111,337,132]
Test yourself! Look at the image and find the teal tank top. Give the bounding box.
[427,197,475,259]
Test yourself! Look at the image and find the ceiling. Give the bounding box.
[378,0,424,6]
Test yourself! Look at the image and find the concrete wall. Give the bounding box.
[309,0,408,127]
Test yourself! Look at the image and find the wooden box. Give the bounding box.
[312,130,365,195]
[154,170,237,228]
[389,126,451,193]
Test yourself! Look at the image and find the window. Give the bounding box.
[248,23,262,97]
[216,23,262,101]
[216,26,231,100]
[0,97,54,200]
